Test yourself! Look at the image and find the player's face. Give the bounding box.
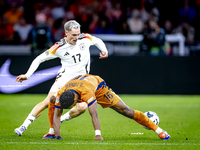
[65,28,80,45]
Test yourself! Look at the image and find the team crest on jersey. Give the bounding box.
[79,43,86,50]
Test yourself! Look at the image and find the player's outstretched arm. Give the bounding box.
[88,101,104,141]
[54,107,63,139]
[24,50,57,80]
[16,74,28,83]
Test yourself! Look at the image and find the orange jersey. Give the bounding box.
[55,74,121,108]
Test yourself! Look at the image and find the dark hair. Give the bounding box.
[60,90,75,109]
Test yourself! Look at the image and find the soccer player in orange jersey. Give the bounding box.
[49,74,170,140]
[14,20,108,138]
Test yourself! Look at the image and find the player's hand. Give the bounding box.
[16,75,28,83]
[94,135,104,141]
[55,136,63,140]
[99,51,108,59]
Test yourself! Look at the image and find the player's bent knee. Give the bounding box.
[77,102,87,113]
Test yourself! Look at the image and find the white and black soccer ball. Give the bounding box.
[143,111,159,130]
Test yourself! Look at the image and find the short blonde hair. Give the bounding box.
[64,20,80,31]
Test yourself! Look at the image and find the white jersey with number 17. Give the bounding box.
[25,33,107,92]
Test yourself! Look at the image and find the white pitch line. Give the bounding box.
[5,142,200,146]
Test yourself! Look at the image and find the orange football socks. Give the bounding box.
[48,102,55,128]
[133,110,158,131]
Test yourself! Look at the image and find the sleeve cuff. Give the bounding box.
[25,74,30,80]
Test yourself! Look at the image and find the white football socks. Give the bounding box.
[21,113,36,129]
[155,127,163,135]
[49,128,55,134]
[60,111,71,122]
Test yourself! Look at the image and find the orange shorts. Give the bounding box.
[96,83,121,108]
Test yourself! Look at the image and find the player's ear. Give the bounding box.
[65,30,68,36]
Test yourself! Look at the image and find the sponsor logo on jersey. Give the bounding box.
[64,52,70,56]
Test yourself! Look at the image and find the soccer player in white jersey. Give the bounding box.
[14,20,108,138]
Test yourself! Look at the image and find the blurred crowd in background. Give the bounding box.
[0,0,200,55]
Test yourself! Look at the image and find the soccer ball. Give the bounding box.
[143,111,159,130]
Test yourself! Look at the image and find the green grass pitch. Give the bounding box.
[0,94,200,150]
